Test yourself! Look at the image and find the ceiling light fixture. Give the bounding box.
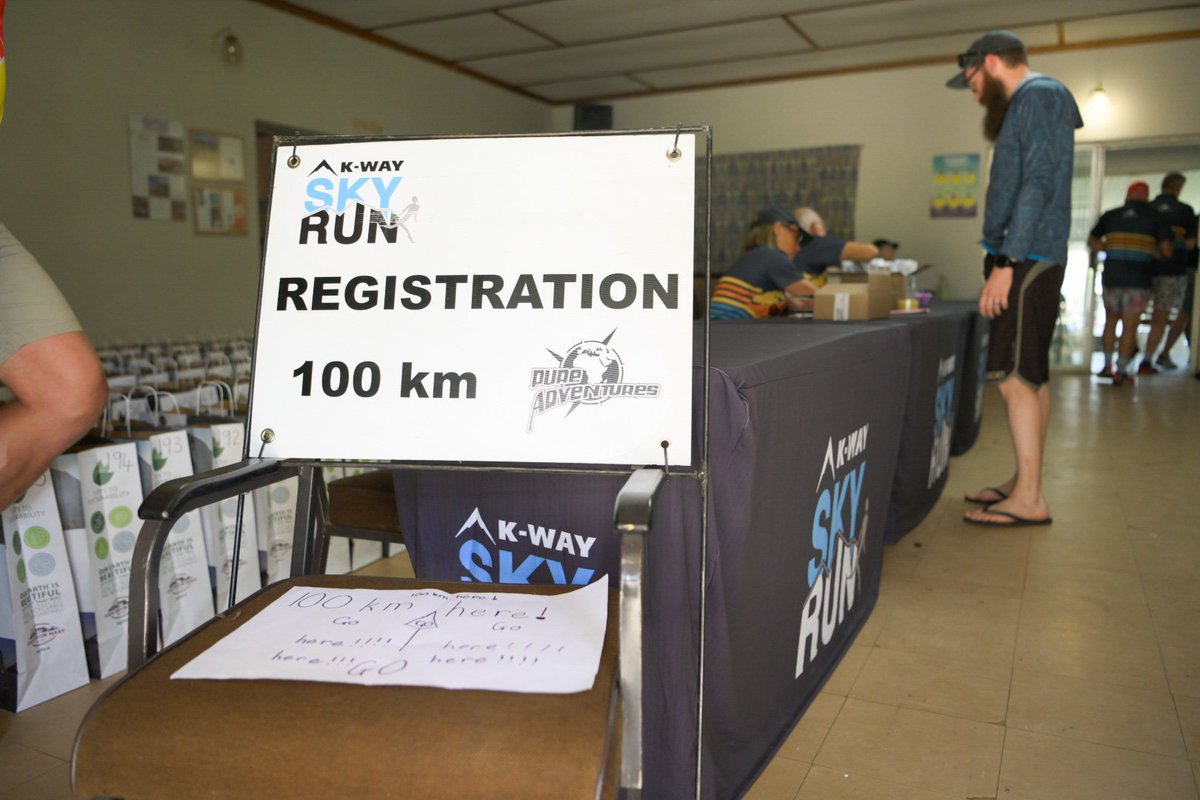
[1088,83,1109,111]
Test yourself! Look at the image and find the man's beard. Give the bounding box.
[980,72,1011,142]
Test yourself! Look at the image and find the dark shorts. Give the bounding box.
[985,259,1065,388]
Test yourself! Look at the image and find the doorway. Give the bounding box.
[1057,138,1200,373]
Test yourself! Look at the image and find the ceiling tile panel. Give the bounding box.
[282,0,523,28]
[505,0,872,45]
[791,0,1195,48]
[1063,8,1200,43]
[524,75,653,103]
[377,14,554,61]
[464,18,811,86]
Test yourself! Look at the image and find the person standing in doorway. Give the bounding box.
[946,31,1083,527]
[1087,181,1173,386]
[1139,172,1198,372]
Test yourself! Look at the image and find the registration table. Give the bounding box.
[393,307,978,799]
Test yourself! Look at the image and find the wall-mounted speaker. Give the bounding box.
[573,103,613,131]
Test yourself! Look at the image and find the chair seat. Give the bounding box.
[72,575,619,800]
[327,470,403,540]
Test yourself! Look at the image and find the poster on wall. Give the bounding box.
[931,153,980,218]
[190,129,246,182]
[128,115,188,221]
[193,184,247,235]
[249,132,698,467]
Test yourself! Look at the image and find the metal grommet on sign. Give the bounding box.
[258,428,275,457]
[660,439,671,476]
[286,134,300,168]
[666,127,682,162]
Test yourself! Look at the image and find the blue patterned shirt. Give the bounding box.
[982,74,1083,266]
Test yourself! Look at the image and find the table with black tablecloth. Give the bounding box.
[392,308,978,799]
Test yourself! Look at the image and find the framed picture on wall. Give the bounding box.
[193,184,248,235]
[190,128,246,182]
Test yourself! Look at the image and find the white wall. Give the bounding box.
[553,39,1200,300]
[0,0,550,344]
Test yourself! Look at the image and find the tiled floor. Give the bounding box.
[2,367,1198,799]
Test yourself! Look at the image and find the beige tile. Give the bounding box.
[775,693,844,763]
[821,641,870,697]
[849,645,1010,723]
[1020,581,1154,632]
[5,762,73,800]
[813,698,1003,797]
[1178,694,1200,762]
[875,580,1020,672]
[1162,643,1200,699]
[910,530,1028,590]
[350,549,415,578]
[0,742,63,793]
[1027,533,1137,575]
[1014,620,1169,692]
[742,756,809,800]
[1152,604,1200,652]
[1007,668,1186,757]
[999,727,1198,800]
[795,765,956,799]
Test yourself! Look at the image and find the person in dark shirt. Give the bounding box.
[790,206,880,286]
[947,30,1082,527]
[1139,172,1198,372]
[710,208,812,319]
[1087,181,1173,385]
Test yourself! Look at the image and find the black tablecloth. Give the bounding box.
[950,302,990,455]
[394,320,913,799]
[877,307,974,543]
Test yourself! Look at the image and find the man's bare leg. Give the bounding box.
[965,376,1051,523]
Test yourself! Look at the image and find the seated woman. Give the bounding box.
[791,206,881,286]
[710,208,816,319]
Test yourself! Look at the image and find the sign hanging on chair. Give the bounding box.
[249,131,697,466]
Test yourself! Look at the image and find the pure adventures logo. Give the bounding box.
[527,330,660,432]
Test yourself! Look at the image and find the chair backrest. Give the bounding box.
[247,130,707,473]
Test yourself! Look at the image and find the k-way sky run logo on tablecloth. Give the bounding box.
[796,423,870,678]
[928,354,957,489]
[527,330,661,432]
[454,507,600,586]
[299,156,419,245]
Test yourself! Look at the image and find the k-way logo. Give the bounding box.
[527,330,660,432]
[454,508,601,585]
[797,423,870,677]
[300,158,419,244]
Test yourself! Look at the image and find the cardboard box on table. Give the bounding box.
[814,272,894,320]
[0,471,90,711]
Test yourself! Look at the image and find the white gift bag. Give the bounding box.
[49,453,99,676]
[1,471,90,710]
[131,429,215,645]
[75,443,145,678]
[253,477,298,584]
[188,420,262,606]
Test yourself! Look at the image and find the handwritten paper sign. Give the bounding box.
[172,580,608,694]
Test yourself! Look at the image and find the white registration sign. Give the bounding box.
[249,133,696,465]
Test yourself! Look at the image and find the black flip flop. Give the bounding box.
[964,508,1052,527]
[964,487,1008,505]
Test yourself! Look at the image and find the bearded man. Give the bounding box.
[947,31,1083,527]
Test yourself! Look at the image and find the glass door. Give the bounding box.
[1051,145,1104,370]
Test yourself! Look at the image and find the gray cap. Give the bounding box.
[946,30,1025,89]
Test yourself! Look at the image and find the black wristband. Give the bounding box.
[994,254,1015,268]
